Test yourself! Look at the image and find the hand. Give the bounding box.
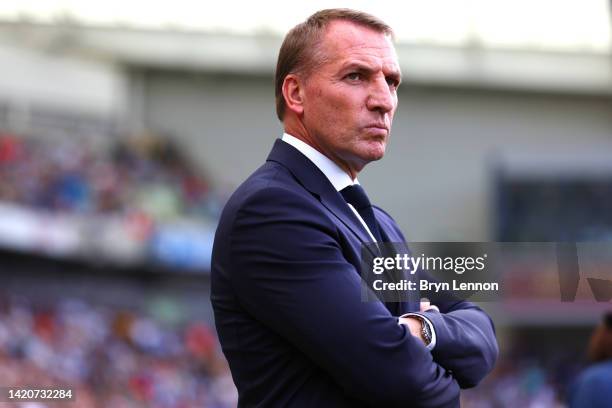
[420,299,439,313]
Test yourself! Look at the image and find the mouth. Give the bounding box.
[363,124,389,137]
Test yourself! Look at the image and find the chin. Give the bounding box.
[366,142,386,161]
[357,151,385,167]
[368,153,385,163]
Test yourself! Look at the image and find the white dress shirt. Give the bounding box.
[281,133,437,351]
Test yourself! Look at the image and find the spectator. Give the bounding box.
[0,294,237,407]
[569,312,612,408]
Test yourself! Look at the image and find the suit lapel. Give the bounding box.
[267,139,418,313]
[266,139,379,258]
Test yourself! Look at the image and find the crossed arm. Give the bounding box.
[401,298,499,388]
[228,187,497,406]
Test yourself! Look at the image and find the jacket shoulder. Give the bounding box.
[217,161,333,236]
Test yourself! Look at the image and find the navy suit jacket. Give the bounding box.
[211,139,498,407]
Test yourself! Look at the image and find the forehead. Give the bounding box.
[317,20,399,70]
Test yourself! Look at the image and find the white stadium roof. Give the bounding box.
[0,0,609,53]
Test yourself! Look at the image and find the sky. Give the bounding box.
[0,0,610,52]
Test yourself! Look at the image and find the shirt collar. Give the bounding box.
[281,133,358,192]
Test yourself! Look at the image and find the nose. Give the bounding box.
[366,75,395,114]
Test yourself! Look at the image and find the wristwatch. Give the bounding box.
[414,315,432,345]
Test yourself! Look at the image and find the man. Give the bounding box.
[211,9,498,407]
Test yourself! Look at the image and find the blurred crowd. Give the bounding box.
[0,295,237,408]
[461,353,582,408]
[466,310,612,408]
[0,131,225,223]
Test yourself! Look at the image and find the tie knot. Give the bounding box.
[340,184,372,211]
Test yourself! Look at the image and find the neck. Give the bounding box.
[284,120,359,180]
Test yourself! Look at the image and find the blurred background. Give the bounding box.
[0,1,611,407]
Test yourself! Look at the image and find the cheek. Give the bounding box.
[328,88,360,111]
[310,88,342,119]
[334,102,365,133]
[309,87,364,134]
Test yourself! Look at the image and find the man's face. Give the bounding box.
[300,20,401,175]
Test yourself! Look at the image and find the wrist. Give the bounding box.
[399,313,437,351]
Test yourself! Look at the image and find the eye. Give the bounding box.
[386,76,400,89]
[345,72,362,81]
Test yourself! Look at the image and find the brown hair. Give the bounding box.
[588,312,612,362]
[274,8,394,120]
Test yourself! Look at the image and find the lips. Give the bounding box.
[364,124,389,136]
[364,123,388,131]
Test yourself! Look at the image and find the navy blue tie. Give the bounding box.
[340,184,383,243]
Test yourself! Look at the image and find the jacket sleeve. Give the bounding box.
[228,186,460,407]
[419,300,498,388]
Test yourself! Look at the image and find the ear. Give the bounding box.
[282,74,305,116]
